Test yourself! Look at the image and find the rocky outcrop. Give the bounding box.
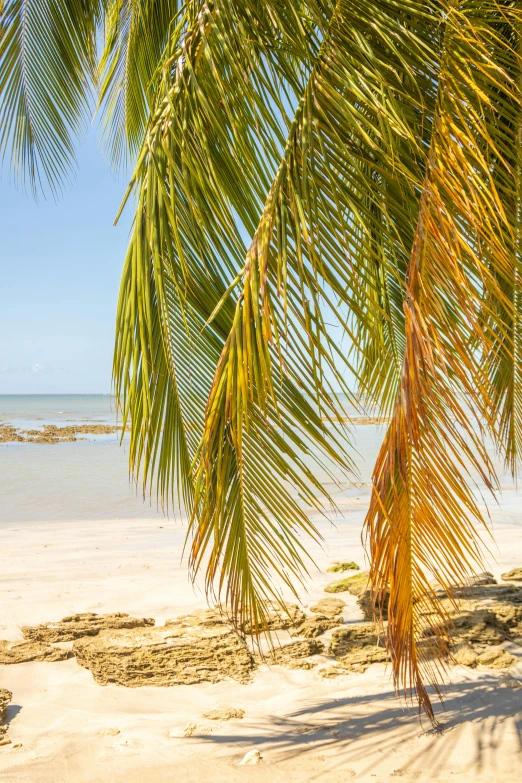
[324,571,369,595]
[328,623,388,673]
[502,568,522,583]
[449,607,510,646]
[0,689,11,727]
[357,589,389,622]
[476,647,517,669]
[453,644,478,667]
[202,707,244,721]
[73,610,253,687]
[0,639,74,664]
[0,423,121,444]
[310,598,346,617]
[0,689,12,745]
[22,612,155,643]
[323,572,389,621]
[323,583,522,675]
[441,583,522,641]
[0,425,25,443]
[291,615,343,639]
[259,639,324,669]
[241,602,306,634]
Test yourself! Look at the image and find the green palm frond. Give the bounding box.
[97,0,182,169]
[0,0,101,194]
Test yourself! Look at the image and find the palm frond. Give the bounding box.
[0,0,101,194]
[191,0,444,633]
[365,0,519,722]
[3,0,522,723]
[97,0,182,170]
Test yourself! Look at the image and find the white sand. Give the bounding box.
[1,492,522,782]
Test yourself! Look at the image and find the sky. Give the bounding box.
[0,129,133,394]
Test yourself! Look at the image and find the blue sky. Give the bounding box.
[0,129,133,394]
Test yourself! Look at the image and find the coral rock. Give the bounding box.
[309,598,346,617]
[73,611,253,687]
[0,689,12,732]
[0,639,74,665]
[292,615,343,639]
[501,568,522,583]
[357,589,389,622]
[202,707,244,721]
[241,602,306,634]
[179,722,217,737]
[329,623,388,672]
[452,644,478,667]
[324,571,369,596]
[466,572,497,586]
[22,612,155,643]
[449,608,510,646]
[476,647,516,669]
[259,639,324,668]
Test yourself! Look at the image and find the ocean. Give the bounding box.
[0,395,387,526]
[2,395,517,530]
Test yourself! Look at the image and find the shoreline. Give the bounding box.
[1,506,522,782]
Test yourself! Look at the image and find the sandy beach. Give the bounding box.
[1,472,522,782]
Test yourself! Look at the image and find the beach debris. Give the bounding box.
[310,597,346,617]
[22,612,155,643]
[0,639,74,665]
[329,623,388,672]
[291,615,343,639]
[324,571,369,595]
[326,562,360,573]
[175,722,219,737]
[0,689,12,746]
[239,749,262,765]
[202,707,244,721]
[501,568,522,583]
[96,728,120,737]
[317,666,351,679]
[241,601,306,634]
[73,609,254,687]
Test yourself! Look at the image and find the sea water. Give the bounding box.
[0,395,388,525]
[2,395,517,529]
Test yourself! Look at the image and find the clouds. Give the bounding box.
[0,363,63,375]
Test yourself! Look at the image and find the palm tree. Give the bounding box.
[1,0,521,722]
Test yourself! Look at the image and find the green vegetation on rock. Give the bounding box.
[326,562,360,573]
[324,571,369,595]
